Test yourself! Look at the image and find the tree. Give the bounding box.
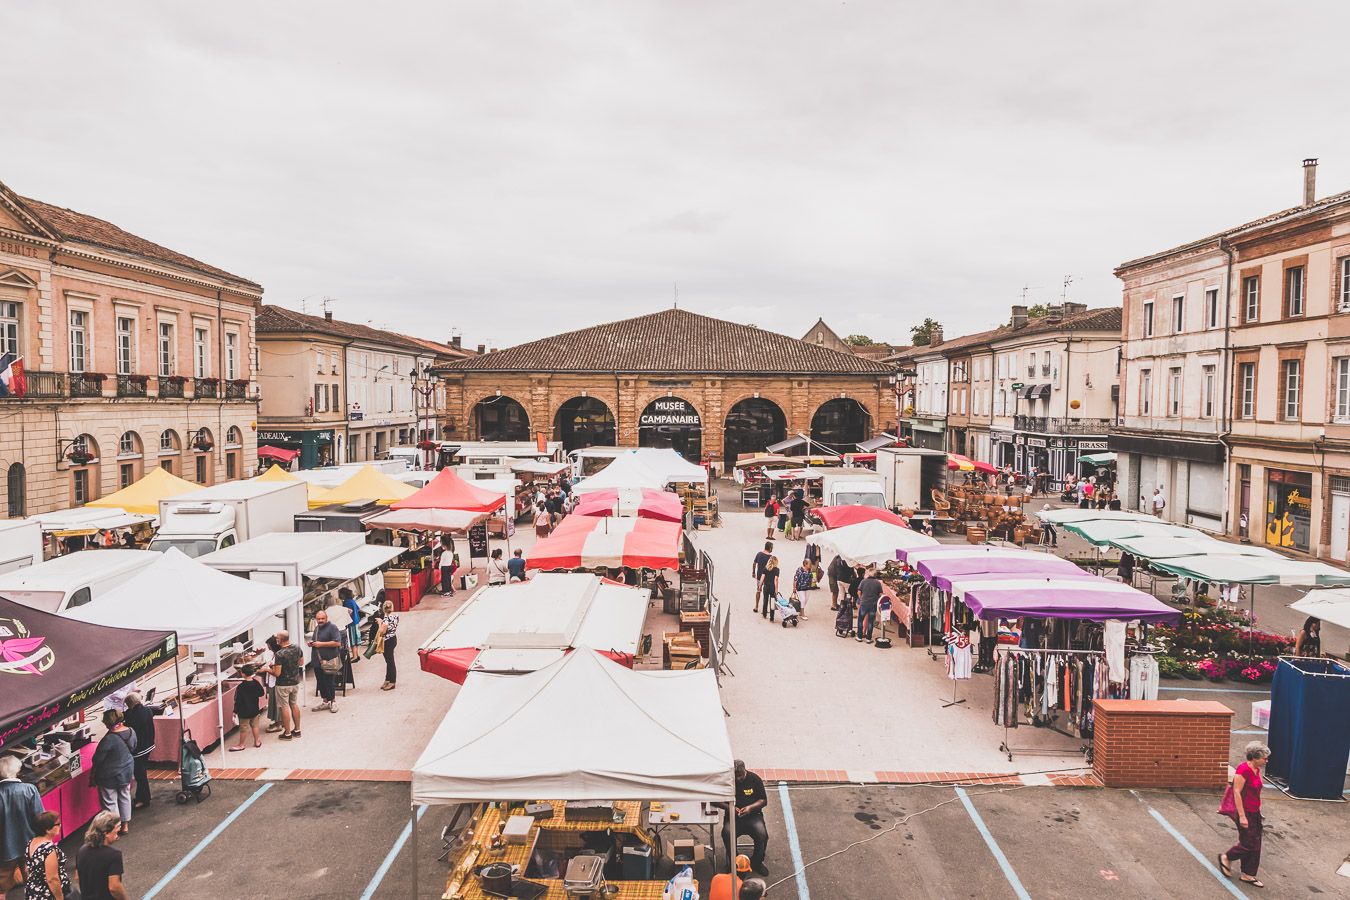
[1027,303,1049,319]
[910,318,942,346]
[844,334,875,346]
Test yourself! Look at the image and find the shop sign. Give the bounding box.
[348,401,364,422]
[1027,438,1047,448]
[1079,440,1108,451]
[1014,434,1025,445]
[639,398,700,427]
[258,430,333,444]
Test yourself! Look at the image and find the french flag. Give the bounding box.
[0,353,26,398]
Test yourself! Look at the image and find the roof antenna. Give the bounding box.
[673,282,678,309]
[1061,275,1074,302]
[320,297,335,317]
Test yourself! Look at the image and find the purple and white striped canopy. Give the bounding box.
[948,574,1181,624]
[903,546,1084,590]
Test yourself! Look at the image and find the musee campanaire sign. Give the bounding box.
[640,398,700,427]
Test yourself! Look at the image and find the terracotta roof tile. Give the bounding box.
[17,195,258,288]
[257,305,441,354]
[443,308,895,375]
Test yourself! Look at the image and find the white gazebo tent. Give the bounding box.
[572,453,671,494]
[410,649,734,894]
[631,448,709,485]
[807,519,939,567]
[1291,588,1350,630]
[65,548,302,763]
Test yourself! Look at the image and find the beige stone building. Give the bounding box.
[0,179,262,516]
[437,308,895,468]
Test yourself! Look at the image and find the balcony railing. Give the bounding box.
[1014,415,1113,435]
[69,374,105,398]
[225,379,248,401]
[159,377,185,399]
[116,375,148,398]
[193,378,218,399]
[22,371,66,398]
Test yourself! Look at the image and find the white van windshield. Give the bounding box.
[148,538,219,558]
[834,491,886,509]
[0,590,65,613]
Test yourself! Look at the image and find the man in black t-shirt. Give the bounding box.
[721,759,770,876]
[751,542,773,609]
[857,565,883,643]
[788,493,807,540]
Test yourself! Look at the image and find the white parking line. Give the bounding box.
[777,782,812,899]
[954,786,1031,900]
[1133,793,1247,899]
[359,804,428,900]
[143,783,274,899]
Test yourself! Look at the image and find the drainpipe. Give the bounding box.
[1218,237,1235,533]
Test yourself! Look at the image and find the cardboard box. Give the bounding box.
[1250,699,1270,729]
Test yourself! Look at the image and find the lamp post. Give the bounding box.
[411,365,440,468]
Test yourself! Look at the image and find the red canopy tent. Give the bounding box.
[572,488,684,522]
[257,445,300,463]
[390,467,506,514]
[947,453,997,474]
[811,505,910,529]
[525,515,682,571]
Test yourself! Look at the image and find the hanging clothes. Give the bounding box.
[946,631,973,680]
[1129,654,1160,701]
[1103,619,1126,683]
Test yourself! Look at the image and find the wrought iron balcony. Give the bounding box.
[225,379,249,401]
[193,378,219,399]
[19,371,65,398]
[158,376,186,399]
[69,374,105,398]
[116,375,148,398]
[1014,415,1112,435]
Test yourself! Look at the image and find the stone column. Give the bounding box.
[702,378,723,464]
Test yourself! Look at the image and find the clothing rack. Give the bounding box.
[993,646,1109,763]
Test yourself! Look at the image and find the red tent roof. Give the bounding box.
[572,488,684,522]
[811,505,910,529]
[390,468,506,514]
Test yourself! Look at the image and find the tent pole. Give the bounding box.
[410,803,419,900]
[173,644,185,765]
[216,644,228,767]
[728,801,736,880]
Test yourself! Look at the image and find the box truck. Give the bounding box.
[876,447,948,515]
[152,480,307,558]
[0,519,43,575]
[818,470,887,509]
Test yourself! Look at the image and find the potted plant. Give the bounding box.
[65,445,95,465]
[163,375,187,385]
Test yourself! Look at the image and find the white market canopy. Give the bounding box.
[1078,452,1117,466]
[630,448,708,485]
[1036,508,1155,526]
[509,459,570,476]
[572,453,670,493]
[411,649,733,805]
[26,507,156,534]
[1061,519,1198,547]
[1109,535,1282,561]
[807,520,939,566]
[1290,589,1350,631]
[64,548,301,645]
[1150,553,1350,587]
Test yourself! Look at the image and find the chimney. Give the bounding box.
[476,343,486,354]
[324,311,333,321]
[1046,303,1064,323]
[1064,301,1088,316]
[928,325,943,347]
[450,335,461,349]
[1303,158,1318,206]
[1010,304,1029,329]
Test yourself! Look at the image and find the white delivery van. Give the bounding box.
[0,519,43,575]
[0,549,159,613]
[153,480,307,558]
[198,532,403,652]
[818,469,888,509]
[382,447,425,470]
[876,447,948,514]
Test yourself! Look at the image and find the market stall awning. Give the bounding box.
[525,515,681,571]
[419,574,649,683]
[855,434,899,453]
[1019,383,1051,399]
[572,453,670,494]
[901,546,1085,590]
[762,467,824,481]
[1149,554,1350,587]
[303,543,405,580]
[1061,519,1198,547]
[25,507,156,534]
[365,508,491,534]
[734,454,797,469]
[307,465,418,509]
[948,574,1181,624]
[255,464,301,483]
[0,596,175,751]
[1036,508,1156,526]
[86,466,199,515]
[766,435,809,454]
[807,520,938,567]
[64,549,301,645]
[257,445,301,462]
[508,459,570,476]
[389,467,506,514]
[631,448,708,485]
[1108,535,1282,561]
[1078,452,1117,466]
[572,488,684,522]
[411,649,733,805]
[1290,589,1350,630]
[947,453,997,474]
[810,505,910,530]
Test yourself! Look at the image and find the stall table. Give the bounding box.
[644,801,719,869]
[150,683,238,763]
[445,801,663,900]
[37,744,102,842]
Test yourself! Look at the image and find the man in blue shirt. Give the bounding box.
[507,548,527,582]
[0,754,44,890]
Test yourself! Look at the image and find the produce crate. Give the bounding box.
[663,631,702,670]
[678,609,711,656]
[383,568,412,589]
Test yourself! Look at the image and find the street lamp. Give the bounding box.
[411,365,440,467]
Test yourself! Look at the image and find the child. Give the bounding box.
[230,665,266,752]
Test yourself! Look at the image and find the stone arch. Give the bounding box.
[810,397,872,449]
[723,396,788,465]
[553,396,616,452]
[68,433,101,504]
[472,394,531,442]
[637,395,702,461]
[6,462,26,518]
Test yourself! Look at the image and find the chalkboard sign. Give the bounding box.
[468,523,489,559]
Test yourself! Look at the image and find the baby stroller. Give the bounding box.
[774,594,801,628]
[175,728,212,804]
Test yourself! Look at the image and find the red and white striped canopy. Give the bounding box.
[525,515,682,571]
[572,488,684,522]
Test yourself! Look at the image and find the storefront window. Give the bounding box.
[1266,469,1312,552]
[555,397,616,451]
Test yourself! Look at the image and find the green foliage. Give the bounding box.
[844,334,875,346]
[910,318,942,346]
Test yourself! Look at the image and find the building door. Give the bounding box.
[1265,469,1312,552]
[1330,476,1350,561]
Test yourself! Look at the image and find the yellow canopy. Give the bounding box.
[86,466,200,515]
[307,464,417,509]
[256,464,300,483]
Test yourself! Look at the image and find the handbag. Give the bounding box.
[319,653,343,675]
[1217,783,1238,820]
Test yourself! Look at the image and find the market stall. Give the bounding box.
[24,506,157,555]
[306,464,418,509]
[573,488,684,523]
[257,445,301,467]
[0,596,176,840]
[807,519,938,567]
[419,573,649,682]
[64,548,302,763]
[947,453,996,475]
[572,453,669,494]
[809,504,910,530]
[85,465,200,516]
[525,515,682,572]
[411,649,733,899]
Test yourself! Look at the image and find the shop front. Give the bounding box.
[1266,468,1313,553]
[638,396,702,462]
[257,428,335,470]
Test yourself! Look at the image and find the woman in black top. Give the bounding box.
[230,666,266,751]
[760,556,780,621]
[1295,617,1321,657]
[77,811,127,900]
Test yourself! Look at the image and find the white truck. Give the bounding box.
[818,469,888,509]
[198,532,403,652]
[876,447,949,515]
[151,480,307,558]
[0,519,43,575]
[0,549,159,613]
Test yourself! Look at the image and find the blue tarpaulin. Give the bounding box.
[1265,657,1350,801]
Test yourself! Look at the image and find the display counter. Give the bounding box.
[34,744,101,842]
[151,682,238,763]
[445,801,665,900]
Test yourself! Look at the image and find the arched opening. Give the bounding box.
[811,398,871,450]
[723,398,787,465]
[191,428,215,485]
[554,397,616,452]
[69,433,101,505]
[117,431,144,489]
[6,462,26,518]
[473,395,530,442]
[224,426,243,480]
[159,429,181,475]
[638,396,702,462]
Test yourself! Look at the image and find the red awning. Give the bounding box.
[391,467,506,514]
[572,488,684,522]
[811,505,910,529]
[257,445,300,462]
[525,515,682,571]
[418,646,635,684]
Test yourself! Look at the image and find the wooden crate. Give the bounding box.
[384,568,413,589]
[663,632,702,670]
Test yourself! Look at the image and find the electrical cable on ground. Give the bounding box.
[764,783,1032,892]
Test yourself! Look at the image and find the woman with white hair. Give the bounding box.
[1219,741,1270,888]
[77,810,129,900]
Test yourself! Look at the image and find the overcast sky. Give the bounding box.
[5,2,1349,351]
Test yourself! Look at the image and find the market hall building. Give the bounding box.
[435,308,896,469]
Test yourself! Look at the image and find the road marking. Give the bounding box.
[1135,795,1246,899]
[777,782,812,900]
[954,786,1031,900]
[259,767,294,780]
[359,804,428,900]
[1232,729,1267,735]
[1159,686,1270,695]
[143,782,274,899]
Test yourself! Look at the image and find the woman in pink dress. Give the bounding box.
[1219,741,1270,888]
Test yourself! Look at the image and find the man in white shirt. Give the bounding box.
[1152,486,1166,518]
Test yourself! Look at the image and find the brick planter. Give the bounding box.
[1092,699,1233,789]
